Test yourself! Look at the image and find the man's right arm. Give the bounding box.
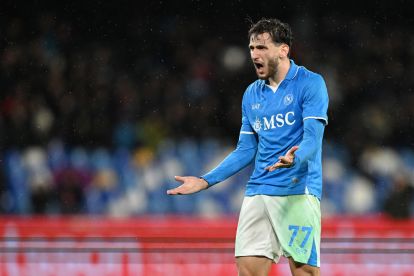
[167,129,257,195]
[167,96,258,195]
[201,130,257,187]
[201,102,258,187]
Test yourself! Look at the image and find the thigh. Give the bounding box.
[264,195,321,267]
[235,196,281,262]
[236,256,272,276]
[288,257,320,276]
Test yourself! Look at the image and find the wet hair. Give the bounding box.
[248,18,293,47]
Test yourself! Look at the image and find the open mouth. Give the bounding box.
[254,63,265,74]
[254,62,264,70]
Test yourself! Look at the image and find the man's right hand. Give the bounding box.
[166,176,209,195]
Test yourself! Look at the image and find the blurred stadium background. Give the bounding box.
[1,0,414,275]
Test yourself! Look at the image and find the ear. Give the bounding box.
[279,44,290,58]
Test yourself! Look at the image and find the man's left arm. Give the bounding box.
[265,119,324,170]
[266,74,329,170]
[294,118,325,167]
[296,73,329,166]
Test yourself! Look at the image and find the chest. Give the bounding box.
[247,85,303,133]
[249,85,301,116]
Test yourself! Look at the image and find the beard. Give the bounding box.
[256,57,279,80]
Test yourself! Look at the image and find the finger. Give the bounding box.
[266,164,278,171]
[273,158,294,169]
[272,163,284,170]
[174,176,185,183]
[275,162,291,168]
[167,187,182,195]
[265,164,277,171]
[287,146,299,155]
[278,156,290,164]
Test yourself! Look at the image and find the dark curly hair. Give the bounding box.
[248,18,293,47]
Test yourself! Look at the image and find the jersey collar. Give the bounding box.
[263,59,299,86]
[261,59,299,89]
[285,59,299,80]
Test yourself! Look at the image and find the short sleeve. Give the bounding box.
[302,74,329,125]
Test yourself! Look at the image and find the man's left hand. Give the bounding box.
[265,146,299,171]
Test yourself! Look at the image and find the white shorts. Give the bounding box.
[234,194,321,267]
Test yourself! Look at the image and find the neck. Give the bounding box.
[268,58,290,87]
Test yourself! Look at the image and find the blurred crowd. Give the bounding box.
[1,2,414,218]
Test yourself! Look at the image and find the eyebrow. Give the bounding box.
[249,44,267,49]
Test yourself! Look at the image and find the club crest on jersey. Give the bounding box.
[284,93,294,106]
[253,117,262,132]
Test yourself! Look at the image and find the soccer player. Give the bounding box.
[167,18,329,276]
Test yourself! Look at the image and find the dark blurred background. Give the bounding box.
[1,0,414,218]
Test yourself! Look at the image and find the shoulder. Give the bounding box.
[296,66,326,87]
[294,66,328,103]
[243,80,264,100]
[245,79,264,93]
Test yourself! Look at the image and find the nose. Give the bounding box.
[251,49,259,60]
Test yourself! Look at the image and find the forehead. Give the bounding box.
[249,32,274,46]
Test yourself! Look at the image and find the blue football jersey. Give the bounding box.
[240,60,329,199]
